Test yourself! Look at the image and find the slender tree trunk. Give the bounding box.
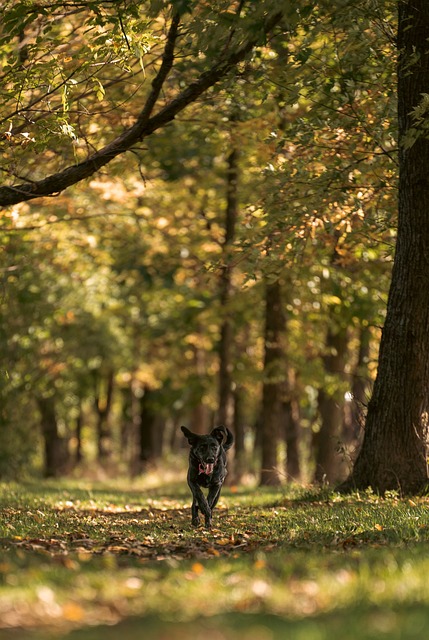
[121,383,141,471]
[283,401,301,480]
[190,345,211,434]
[343,324,371,444]
[38,396,68,477]
[139,386,156,467]
[190,403,211,435]
[233,385,246,482]
[93,369,115,461]
[260,279,284,486]
[127,380,143,477]
[138,386,165,470]
[169,416,181,452]
[342,1,429,493]
[75,406,84,465]
[120,387,132,461]
[313,327,348,484]
[283,369,301,481]
[218,147,239,430]
[152,417,165,459]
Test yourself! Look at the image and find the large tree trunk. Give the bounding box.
[218,147,239,430]
[260,279,285,486]
[341,1,429,494]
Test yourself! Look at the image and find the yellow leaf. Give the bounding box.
[217,538,231,546]
[374,524,383,531]
[62,558,79,570]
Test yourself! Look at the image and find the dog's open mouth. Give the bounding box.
[199,462,214,475]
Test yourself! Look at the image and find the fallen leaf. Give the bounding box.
[62,602,84,621]
[191,562,204,575]
[217,538,232,546]
[254,559,266,570]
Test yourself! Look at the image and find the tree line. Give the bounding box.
[1,0,428,494]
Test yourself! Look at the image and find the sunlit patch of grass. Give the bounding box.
[2,480,429,637]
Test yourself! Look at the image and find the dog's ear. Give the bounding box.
[223,427,234,451]
[211,425,227,444]
[181,425,199,445]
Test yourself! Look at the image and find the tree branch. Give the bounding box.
[0,10,284,208]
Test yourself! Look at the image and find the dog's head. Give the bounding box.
[181,425,227,475]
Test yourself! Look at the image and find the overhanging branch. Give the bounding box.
[0,10,283,208]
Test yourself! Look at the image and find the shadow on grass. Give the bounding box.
[2,605,428,640]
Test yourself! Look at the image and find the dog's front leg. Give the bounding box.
[189,482,212,528]
[207,484,222,513]
[191,496,200,526]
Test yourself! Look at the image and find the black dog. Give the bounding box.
[181,425,234,528]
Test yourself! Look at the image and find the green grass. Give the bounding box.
[2,478,429,639]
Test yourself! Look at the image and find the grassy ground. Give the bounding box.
[2,475,429,639]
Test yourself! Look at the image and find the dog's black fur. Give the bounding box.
[181,425,234,528]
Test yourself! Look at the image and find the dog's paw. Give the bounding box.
[192,518,201,527]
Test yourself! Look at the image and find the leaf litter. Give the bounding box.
[4,485,429,635]
[1,503,273,562]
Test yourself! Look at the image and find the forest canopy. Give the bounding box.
[0,0,399,485]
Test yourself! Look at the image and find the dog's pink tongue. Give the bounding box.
[199,463,214,475]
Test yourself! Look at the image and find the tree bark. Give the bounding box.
[341,1,429,494]
[260,279,285,486]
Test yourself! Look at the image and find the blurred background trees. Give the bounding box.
[0,0,397,484]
